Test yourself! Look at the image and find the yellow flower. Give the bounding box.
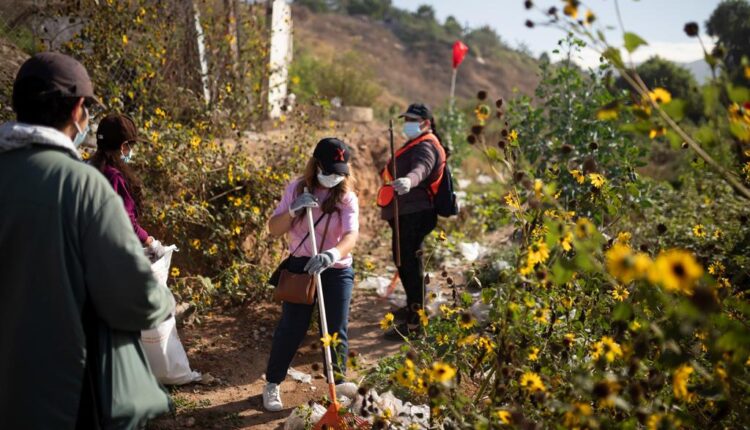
[436,333,448,346]
[649,127,667,139]
[395,363,416,387]
[428,362,456,383]
[692,224,707,238]
[673,364,695,402]
[504,190,521,210]
[291,75,301,85]
[154,107,166,118]
[713,228,723,239]
[563,333,576,347]
[647,413,681,430]
[596,104,619,120]
[417,309,429,327]
[411,377,427,395]
[527,240,550,265]
[458,312,476,329]
[605,243,652,284]
[477,336,496,355]
[457,334,478,347]
[560,231,573,251]
[208,244,218,255]
[648,87,672,104]
[648,249,703,294]
[533,307,550,324]
[508,129,518,143]
[588,173,606,189]
[745,66,750,80]
[574,218,595,239]
[170,267,180,277]
[519,371,546,393]
[474,104,491,122]
[121,34,128,45]
[320,332,341,348]
[495,410,512,424]
[528,347,540,361]
[534,179,543,199]
[584,9,595,24]
[569,169,585,184]
[616,231,631,243]
[563,1,578,19]
[629,320,642,331]
[380,313,394,330]
[591,336,623,362]
[611,285,630,301]
[708,261,725,276]
[191,238,201,249]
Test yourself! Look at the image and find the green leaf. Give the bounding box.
[726,83,750,103]
[702,84,719,116]
[623,32,648,53]
[596,30,607,43]
[666,130,683,149]
[729,121,750,142]
[661,99,686,122]
[602,47,624,69]
[695,125,717,145]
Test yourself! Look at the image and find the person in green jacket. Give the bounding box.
[0,53,173,429]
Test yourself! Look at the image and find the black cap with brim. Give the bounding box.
[14,52,103,107]
[399,103,432,120]
[313,137,351,175]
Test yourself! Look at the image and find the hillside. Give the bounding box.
[292,6,540,109]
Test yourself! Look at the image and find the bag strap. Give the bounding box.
[318,213,333,254]
[290,211,326,257]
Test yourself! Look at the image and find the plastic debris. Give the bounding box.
[287,367,312,384]
[459,242,487,262]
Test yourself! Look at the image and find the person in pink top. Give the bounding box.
[262,138,359,412]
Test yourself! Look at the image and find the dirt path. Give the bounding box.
[149,286,402,430]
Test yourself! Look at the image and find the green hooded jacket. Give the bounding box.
[0,122,173,429]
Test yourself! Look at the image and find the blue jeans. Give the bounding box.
[265,256,354,384]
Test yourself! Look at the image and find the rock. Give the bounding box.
[185,417,196,427]
[330,106,373,123]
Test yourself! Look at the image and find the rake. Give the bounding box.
[304,202,370,430]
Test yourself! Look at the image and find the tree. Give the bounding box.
[464,26,506,60]
[415,4,436,21]
[617,56,703,122]
[345,0,392,18]
[707,0,750,76]
[443,15,463,38]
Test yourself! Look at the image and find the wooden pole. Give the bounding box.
[389,119,401,267]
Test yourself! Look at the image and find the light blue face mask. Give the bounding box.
[403,121,422,139]
[121,145,134,164]
[72,107,89,148]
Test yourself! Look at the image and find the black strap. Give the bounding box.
[289,212,327,257]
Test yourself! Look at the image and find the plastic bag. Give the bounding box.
[141,246,201,385]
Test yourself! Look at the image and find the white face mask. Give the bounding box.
[72,107,90,148]
[317,169,345,188]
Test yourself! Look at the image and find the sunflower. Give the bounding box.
[574,218,595,239]
[417,309,429,327]
[527,240,550,265]
[395,365,416,387]
[616,231,631,243]
[528,347,540,361]
[562,0,578,19]
[649,127,667,139]
[673,364,696,402]
[474,104,491,122]
[170,267,180,277]
[569,169,586,184]
[648,87,672,104]
[412,377,427,395]
[519,371,546,393]
[320,332,341,348]
[508,129,519,143]
[560,231,574,251]
[428,362,457,383]
[648,249,704,294]
[380,312,395,330]
[591,336,623,362]
[605,243,652,284]
[458,311,476,329]
[692,224,707,238]
[647,413,681,430]
[534,179,544,199]
[611,285,630,302]
[532,307,550,324]
[504,190,521,210]
[495,410,512,424]
[563,333,576,347]
[588,173,606,189]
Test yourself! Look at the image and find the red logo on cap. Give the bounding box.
[335,148,345,161]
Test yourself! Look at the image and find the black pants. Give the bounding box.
[389,209,438,323]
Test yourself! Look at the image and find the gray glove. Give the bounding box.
[304,248,341,274]
[289,192,319,217]
[392,177,412,195]
[147,239,166,262]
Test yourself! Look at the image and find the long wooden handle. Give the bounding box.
[389,119,401,267]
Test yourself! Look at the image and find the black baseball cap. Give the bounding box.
[96,114,148,150]
[13,52,101,106]
[399,103,432,120]
[313,138,351,175]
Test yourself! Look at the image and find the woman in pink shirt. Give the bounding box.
[262,138,359,412]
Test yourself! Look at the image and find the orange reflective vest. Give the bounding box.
[377,132,446,207]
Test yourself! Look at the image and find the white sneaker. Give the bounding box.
[263,383,283,412]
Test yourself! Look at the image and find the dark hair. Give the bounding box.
[12,76,81,128]
[90,145,144,212]
[429,117,451,158]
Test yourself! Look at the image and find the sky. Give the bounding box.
[391,0,722,68]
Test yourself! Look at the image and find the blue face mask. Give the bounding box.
[72,107,89,148]
[403,121,422,139]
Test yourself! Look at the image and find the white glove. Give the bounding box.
[392,177,412,195]
[304,248,341,274]
[289,192,319,217]
[147,239,166,262]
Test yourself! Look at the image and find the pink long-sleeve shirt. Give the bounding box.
[101,165,149,244]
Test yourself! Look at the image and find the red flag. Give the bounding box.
[452,40,469,69]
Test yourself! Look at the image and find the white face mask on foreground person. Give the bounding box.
[317,169,345,188]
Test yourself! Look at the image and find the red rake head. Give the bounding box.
[313,402,371,430]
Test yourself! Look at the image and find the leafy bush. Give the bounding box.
[290,51,381,107]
